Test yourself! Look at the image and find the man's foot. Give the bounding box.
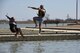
[21,34,24,38]
[22,36,24,38]
[38,33,41,35]
[15,35,18,38]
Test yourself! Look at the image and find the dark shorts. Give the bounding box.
[9,24,19,33]
[33,17,43,23]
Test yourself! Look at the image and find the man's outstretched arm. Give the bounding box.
[28,6,39,10]
[5,15,10,19]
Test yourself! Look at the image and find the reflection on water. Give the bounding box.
[0,40,80,53]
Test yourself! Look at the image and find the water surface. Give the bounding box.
[0,40,80,53]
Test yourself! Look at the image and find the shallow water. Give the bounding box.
[0,40,80,53]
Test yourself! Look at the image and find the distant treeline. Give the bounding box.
[0,20,8,24]
[0,20,34,24]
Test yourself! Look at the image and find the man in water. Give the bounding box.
[5,15,24,38]
[28,5,46,34]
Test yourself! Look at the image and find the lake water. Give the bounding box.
[0,23,67,29]
[0,40,80,53]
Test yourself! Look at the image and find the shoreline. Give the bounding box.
[0,25,80,41]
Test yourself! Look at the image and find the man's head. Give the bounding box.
[11,17,15,21]
[11,17,14,19]
[40,5,44,9]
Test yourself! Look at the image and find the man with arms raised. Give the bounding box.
[28,5,46,34]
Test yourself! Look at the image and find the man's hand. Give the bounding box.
[28,6,31,8]
[5,15,8,17]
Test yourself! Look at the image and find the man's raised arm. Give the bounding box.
[5,15,10,19]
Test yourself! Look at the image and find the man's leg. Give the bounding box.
[33,17,38,27]
[15,31,18,38]
[39,22,42,33]
[39,18,42,33]
[10,28,18,37]
[18,28,24,38]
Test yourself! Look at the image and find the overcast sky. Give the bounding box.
[0,0,80,21]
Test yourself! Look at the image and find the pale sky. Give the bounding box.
[0,0,80,21]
